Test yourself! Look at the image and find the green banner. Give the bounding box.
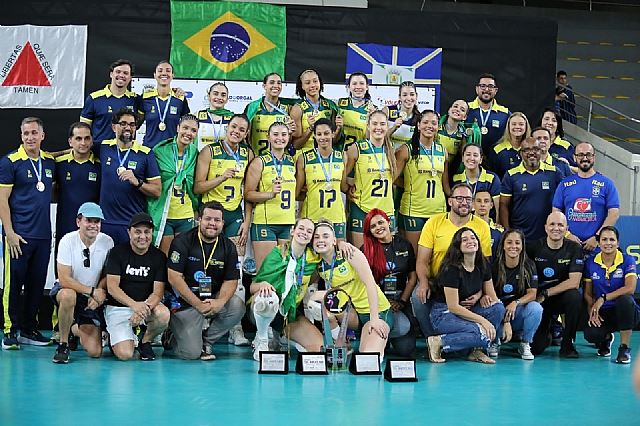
[170,1,286,80]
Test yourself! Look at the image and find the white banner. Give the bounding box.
[132,78,436,143]
[0,25,87,109]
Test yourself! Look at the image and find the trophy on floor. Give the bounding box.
[321,287,352,371]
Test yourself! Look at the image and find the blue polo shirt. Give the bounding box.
[80,85,139,148]
[99,139,160,226]
[552,172,620,242]
[139,88,190,149]
[584,251,637,310]
[55,152,101,239]
[549,137,576,167]
[0,146,55,239]
[543,155,572,179]
[489,139,521,179]
[453,167,501,198]
[501,163,563,241]
[488,219,504,260]
[465,98,510,155]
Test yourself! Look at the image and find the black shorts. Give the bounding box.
[50,281,105,329]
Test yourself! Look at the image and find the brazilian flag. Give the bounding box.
[170,1,286,80]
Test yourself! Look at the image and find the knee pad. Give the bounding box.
[304,300,323,322]
[253,293,279,317]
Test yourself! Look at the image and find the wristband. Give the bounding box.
[542,289,549,299]
[136,179,144,189]
[600,293,607,302]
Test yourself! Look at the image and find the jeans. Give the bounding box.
[498,301,543,343]
[388,304,417,357]
[430,301,505,353]
[410,287,436,337]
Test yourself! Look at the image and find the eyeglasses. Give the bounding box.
[117,121,137,128]
[575,152,594,159]
[477,84,497,90]
[521,147,542,153]
[452,196,473,204]
[82,248,90,268]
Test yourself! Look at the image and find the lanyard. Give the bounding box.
[271,151,284,178]
[305,96,320,111]
[366,139,386,177]
[207,112,225,142]
[264,98,288,115]
[321,253,337,289]
[479,106,492,128]
[155,95,171,126]
[116,145,131,169]
[292,250,306,287]
[419,142,436,174]
[29,157,42,182]
[316,149,334,184]
[224,140,242,169]
[172,142,185,176]
[465,168,480,199]
[198,233,219,271]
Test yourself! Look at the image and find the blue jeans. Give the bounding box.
[499,301,543,343]
[430,302,505,353]
[410,287,436,337]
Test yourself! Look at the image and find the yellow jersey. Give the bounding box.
[353,140,394,216]
[167,158,194,220]
[437,122,464,159]
[399,142,447,218]
[245,98,292,157]
[387,104,416,149]
[337,97,371,149]
[253,153,296,225]
[202,142,251,211]
[296,97,338,152]
[300,149,346,223]
[196,109,233,149]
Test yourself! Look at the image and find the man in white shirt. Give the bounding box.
[51,202,114,363]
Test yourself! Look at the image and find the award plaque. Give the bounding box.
[349,352,381,375]
[258,351,289,374]
[295,352,328,375]
[384,359,418,382]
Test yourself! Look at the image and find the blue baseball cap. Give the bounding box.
[77,202,104,220]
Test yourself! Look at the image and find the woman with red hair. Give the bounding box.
[362,208,417,356]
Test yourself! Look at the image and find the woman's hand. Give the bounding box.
[416,282,430,304]
[588,297,605,327]
[501,322,513,343]
[367,318,389,340]
[479,319,496,342]
[337,241,356,259]
[504,301,518,322]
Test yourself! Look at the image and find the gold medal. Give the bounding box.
[465,128,473,136]
[430,169,438,177]
[117,166,126,175]
[380,172,385,180]
[36,181,45,192]
[480,126,488,135]
[399,111,407,119]
[325,182,333,191]
[159,122,166,131]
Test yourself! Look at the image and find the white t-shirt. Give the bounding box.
[57,231,114,288]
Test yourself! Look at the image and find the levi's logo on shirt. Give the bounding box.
[126,264,150,277]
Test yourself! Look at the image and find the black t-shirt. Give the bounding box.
[526,238,584,290]
[492,258,538,304]
[167,228,240,306]
[363,235,416,301]
[433,260,492,303]
[105,244,167,307]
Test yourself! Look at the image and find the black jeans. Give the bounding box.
[584,295,640,345]
[531,289,582,355]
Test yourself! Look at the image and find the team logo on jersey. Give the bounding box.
[541,181,549,190]
[521,183,527,192]
[239,147,247,157]
[27,170,32,178]
[170,106,178,115]
[543,267,554,277]
[65,171,71,181]
[127,161,137,169]
[613,268,623,279]
[591,272,600,280]
[305,151,316,161]
[338,265,348,274]
[492,119,500,128]
[198,111,208,120]
[573,198,592,213]
[107,105,113,113]
[213,146,222,156]
[88,172,97,181]
[170,250,181,264]
[503,284,513,294]
[45,169,52,178]
[339,99,348,107]
[359,141,368,150]
[592,186,601,196]
[150,105,156,113]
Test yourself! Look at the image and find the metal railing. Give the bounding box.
[556,84,640,144]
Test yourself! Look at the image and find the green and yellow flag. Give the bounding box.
[170,1,286,80]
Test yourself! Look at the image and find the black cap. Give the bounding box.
[128,212,154,229]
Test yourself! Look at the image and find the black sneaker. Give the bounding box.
[138,341,156,361]
[559,343,579,359]
[53,343,70,364]
[2,332,20,350]
[615,344,631,364]
[18,330,52,346]
[68,334,79,351]
[597,333,614,357]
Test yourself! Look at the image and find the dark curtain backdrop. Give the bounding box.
[0,1,556,155]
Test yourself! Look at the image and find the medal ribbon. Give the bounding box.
[207,112,225,142]
[29,157,42,183]
[155,95,171,127]
[366,139,386,177]
[116,146,131,170]
[224,140,242,170]
[316,149,334,185]
[321,253,337,289]
[271,151,284,179]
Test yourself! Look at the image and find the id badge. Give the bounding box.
[198,276,212,298]
[382,275,397,296]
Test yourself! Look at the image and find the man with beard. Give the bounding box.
[80,59,139,151]
[163,201,244,360]
[99,108,161,245]
[552,141,620,253]
[500,137,563,241]
[411,183,492,337]
[465,73,511,155]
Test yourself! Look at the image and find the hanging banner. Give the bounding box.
[0,25,87,109]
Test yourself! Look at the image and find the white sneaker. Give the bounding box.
[227,324,250,346]
[488,342,500,358]
[519,342,534,360]
[253,338,269,361]
[200,344,216,361]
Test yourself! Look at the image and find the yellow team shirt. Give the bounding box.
[253,153,296,225]
[418,212,492,277]
[338,97,370,147]
[399,142,447,218]
[168,158,194,220]
[300,149,346,223]
[248,103,291,157]
[317,252,390,314]
[297,98,336,152]
[202,142,250,211]
[437,123,464,159]
[353,140,394,216]
[387,105,415,149]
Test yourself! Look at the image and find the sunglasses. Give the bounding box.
[83,248,90,268]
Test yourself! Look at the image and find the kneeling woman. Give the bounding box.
[492,229,543,360]
[583,226,639,364]
[427,227,504,364]
[313,219,391,359]
[362,209,416,357]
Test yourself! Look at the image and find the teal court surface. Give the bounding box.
[1,333,638,426]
